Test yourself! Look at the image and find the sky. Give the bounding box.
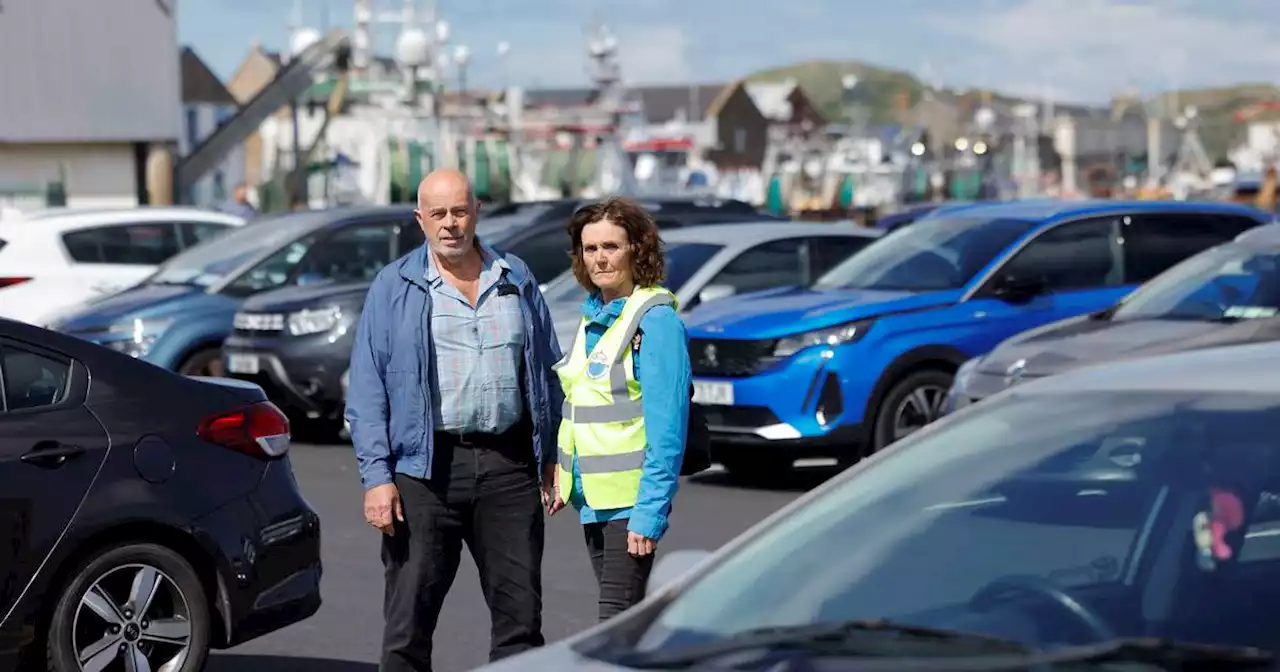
[179,0,1280,104]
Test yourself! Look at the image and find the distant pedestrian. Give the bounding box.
[345,168,563,671]
[219,182,258,218]
[551,196,693,621]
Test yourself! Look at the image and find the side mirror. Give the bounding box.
[647,549,712,594]
[990,274,1045,303]
[698,284,737,305]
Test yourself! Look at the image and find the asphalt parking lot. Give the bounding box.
[206,443,825,672]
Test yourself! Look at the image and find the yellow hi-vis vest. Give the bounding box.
[554,286,676,510]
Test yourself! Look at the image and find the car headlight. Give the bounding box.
[773,320,874,358]
[942,356,982,415]
[105,317,174,358]
[287,306,342,336]
[952,356,981,392]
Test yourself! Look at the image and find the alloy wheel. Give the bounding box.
[891,384,947,442]
[71,563,193,672]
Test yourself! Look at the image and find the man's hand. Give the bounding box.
[541,462,565,516]
[627,531,657,557]
[364,483,403,535]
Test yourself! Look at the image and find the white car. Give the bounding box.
[543,222,883,346]
[0,207,245,325]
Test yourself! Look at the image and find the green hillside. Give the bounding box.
[745,60,1278,158]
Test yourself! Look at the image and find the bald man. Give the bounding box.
[346,169,563,670]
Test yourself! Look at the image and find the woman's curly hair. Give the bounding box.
[566,196,666,292]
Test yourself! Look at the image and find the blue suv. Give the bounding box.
[683,200,1273,477]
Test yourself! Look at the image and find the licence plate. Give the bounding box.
[692,380,734,405]
[227,353,260,375]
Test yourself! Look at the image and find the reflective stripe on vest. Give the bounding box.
[554,287,676,509]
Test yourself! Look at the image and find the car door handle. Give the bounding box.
[21,441,85,468]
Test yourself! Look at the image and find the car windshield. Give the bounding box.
[632,389,1280,657]
[813,217,1038,291]
[1113,244,1280,322]
[541,242,725,305]
[148,213,316,288]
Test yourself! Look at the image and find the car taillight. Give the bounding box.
[0,277,30,289]
[197,401,291,459]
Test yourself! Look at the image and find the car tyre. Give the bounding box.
[179,348,224,377]
[870,369,954,454]
[47,543,211,672]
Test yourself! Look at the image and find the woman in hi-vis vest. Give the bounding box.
[549,196,693,622]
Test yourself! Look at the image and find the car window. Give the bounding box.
[1113,244,1280,321]
[814,217,1039,292]
[222,236,319,297]
[507,231,572,284]
[1125,213,1261,284]
[397,221,425,254]
[292,223,401,286]
[62,223,182,265]
[630,390,1280,655]
[707,239,804,294]
[147,212,313,288]
[2,346,69,411]
[807,236,875,279]
[180,221,234,248]
[994,218,1122,292]
[665,243,725,293]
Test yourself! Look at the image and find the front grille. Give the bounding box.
[689,338,777,377]
[701,405,780,429]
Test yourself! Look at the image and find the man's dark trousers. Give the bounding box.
[380,418,545,671]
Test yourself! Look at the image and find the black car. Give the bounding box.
[224,282,368,437]
[223,199,785,433]
[947,222,1280,411]
[0,318,320,671]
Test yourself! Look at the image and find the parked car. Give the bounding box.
[477,196,789,284]
[0,318,320,672]
[47,206,423,375]
[543,222,883,346]
[479,341,1280,670]
[222,281,368,436]
[0,207,245,325]
[681,199,1272,478]
[947,222,1280,413]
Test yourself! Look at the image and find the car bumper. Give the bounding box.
[222,333,349,419]
[692,347,874,458]
[198,457,323,648]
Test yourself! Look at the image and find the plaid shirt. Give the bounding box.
[425,248,527,434]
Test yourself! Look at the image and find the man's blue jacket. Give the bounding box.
[345,242,564,490]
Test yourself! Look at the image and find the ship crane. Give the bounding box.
[1164,105,1213,199]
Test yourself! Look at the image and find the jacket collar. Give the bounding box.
[580,292,627,327]
[398,237,525,290]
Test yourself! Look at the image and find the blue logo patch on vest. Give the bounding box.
[586,350,609,379]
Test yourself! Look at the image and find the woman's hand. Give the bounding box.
[541,462,565,516]
[627,531,657,556]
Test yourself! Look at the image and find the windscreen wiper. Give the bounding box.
[616,619,1029,669]
[1035,637,1272,670]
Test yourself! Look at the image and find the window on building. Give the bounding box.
[185,107,200,150]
